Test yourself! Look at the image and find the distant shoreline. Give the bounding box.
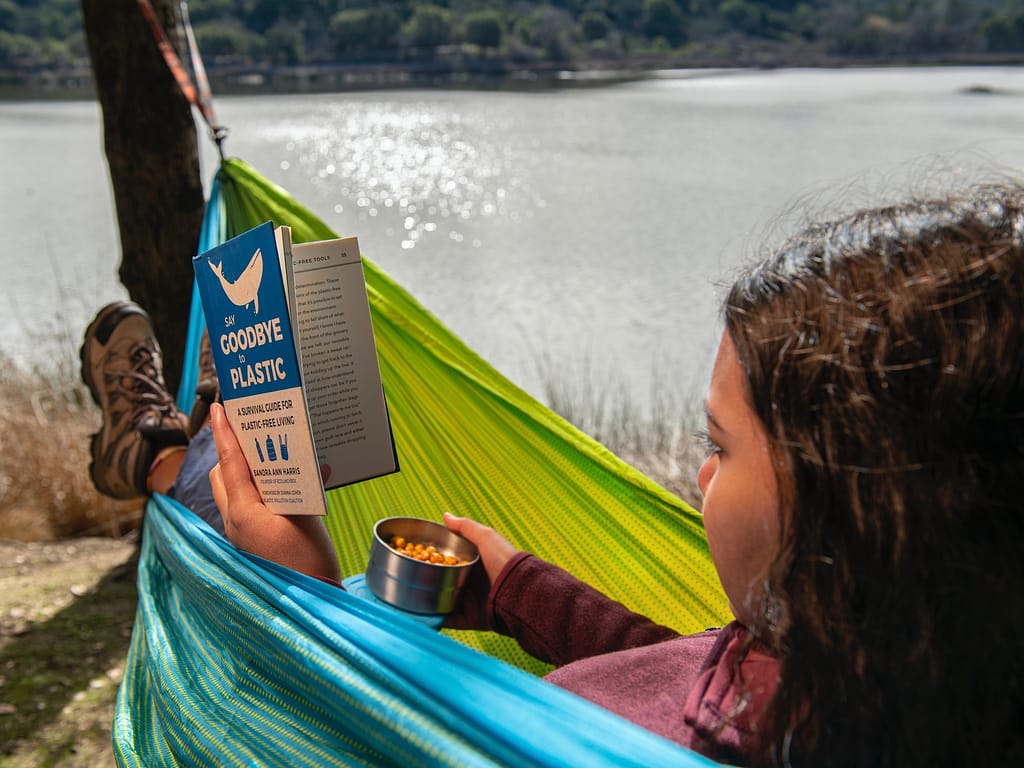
[2,54,1022,102]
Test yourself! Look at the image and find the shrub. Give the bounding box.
[464,10,504,49]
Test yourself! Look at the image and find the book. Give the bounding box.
[192,220,398,516]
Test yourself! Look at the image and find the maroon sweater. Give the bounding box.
[487,552,779,765]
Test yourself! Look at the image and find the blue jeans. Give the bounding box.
[166,424,224,535]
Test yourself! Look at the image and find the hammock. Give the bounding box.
[113,157,732,767]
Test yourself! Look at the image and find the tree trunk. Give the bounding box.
[80,0,205,394]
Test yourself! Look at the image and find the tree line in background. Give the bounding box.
[2,0,1023,83]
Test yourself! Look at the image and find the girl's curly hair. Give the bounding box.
[725,182,1024,767]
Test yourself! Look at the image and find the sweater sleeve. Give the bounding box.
[487,552,681,667]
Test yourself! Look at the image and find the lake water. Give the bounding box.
[3,66,1023,414]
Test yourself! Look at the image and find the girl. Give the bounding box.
[209,182,1024,766]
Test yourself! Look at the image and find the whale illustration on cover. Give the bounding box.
[206,247,264,314]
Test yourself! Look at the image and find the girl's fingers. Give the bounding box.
[209,403,263,511]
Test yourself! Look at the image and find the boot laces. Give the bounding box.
[109,342,178,426]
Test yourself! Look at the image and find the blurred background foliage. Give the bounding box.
[2,0,1023,79]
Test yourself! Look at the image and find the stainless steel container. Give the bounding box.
[365,517,479,614]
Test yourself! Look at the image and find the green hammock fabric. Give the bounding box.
[215,158,728,661]
[114,157,731,766]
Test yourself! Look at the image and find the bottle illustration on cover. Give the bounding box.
[279,434,289,461]
[265,434,278,461]
[255,438,265,463]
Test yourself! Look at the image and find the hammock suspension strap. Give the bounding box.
[137,0,228,159]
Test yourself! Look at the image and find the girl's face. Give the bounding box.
[697,331,782,634]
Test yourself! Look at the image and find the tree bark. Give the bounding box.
[80,0,205,394]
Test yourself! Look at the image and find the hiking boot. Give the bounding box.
[80,301,190,499]
[188,326,221,436]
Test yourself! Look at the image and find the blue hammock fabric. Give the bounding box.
[113,159,730,766]
[114,495,717,767]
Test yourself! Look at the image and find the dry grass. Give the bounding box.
[0,350,143,542]
[535,352,706,509]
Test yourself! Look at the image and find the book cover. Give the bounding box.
[192,221,328,516]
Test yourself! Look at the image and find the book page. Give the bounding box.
[288,236,398,488]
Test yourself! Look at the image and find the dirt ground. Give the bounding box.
[0,536,139,767]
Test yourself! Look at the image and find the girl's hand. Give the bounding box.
[209,403,341,583]
[442,513,519,630]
